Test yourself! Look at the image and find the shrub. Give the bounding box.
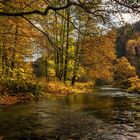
[114,57,137,88]
[125,76,140,93]
[44,81,70,94]
[0,68,42,95]
[44,80,94,94]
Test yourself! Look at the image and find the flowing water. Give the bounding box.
[1,88,140,140]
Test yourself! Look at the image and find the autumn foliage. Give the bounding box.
[0,0,140,101]
[114,57,137,88]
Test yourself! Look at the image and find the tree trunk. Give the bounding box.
[63,4,70,83]
[11,24,18,69]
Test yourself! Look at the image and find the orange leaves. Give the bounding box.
[114,57,137,82]
[82,32,117,82]
[127,38,140,55]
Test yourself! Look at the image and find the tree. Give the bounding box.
[116,23,134,57]
[0,16,40,85]
[115,20,140,75]
[114,57,137,86]
[81,30,117,84]
[0,0,139,17]
[0,0,139,89]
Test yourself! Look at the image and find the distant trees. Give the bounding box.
[127,38,140,56]
[0,0,140,89]
[116,23,134,57]
[116,21,140,73]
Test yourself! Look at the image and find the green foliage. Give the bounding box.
[0,68,42,94]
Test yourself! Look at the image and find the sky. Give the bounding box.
[108,13,140,28]
[121,13,139,24]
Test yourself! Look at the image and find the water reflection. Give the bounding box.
[0,91,140,139]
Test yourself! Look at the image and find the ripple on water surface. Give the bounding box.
[0,90,140,139]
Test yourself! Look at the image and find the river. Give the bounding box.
[1,88,140,140]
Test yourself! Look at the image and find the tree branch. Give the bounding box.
[22,16,61,51]
[113,0,140,12]
[0,2,79,16]
[0,0,139,17]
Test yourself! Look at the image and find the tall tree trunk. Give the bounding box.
[2,43,8,77]
[55,50,60,78]
[2,44,5,76]
[63,3,70,83]
[64,12,69,83]
[58,11,66,81]
[45,54,48,78]
[71,18,89,85]
[0,45,2,76]
[54,9,61,79]
[11,24,18,69]
[71,45,79,86]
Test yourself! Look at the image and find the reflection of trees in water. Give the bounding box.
[65,94,114,108]
[0,94,140,139]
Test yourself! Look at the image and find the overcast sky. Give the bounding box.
[121,13,139,24]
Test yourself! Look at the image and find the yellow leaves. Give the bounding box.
[45,81,70,94]
[82,34,116,82]
[10,67,33,82]
[125,76,140,93]
[127,38,140,55]
[0,16,40,72]
[0,66,41,94]
[44,80,94,94]
[114,57,137,83]
[127,39,137,47]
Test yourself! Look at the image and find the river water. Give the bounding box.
[1,88,140,140]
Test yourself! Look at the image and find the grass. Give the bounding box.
[0,79,95,105]
[43,80,94,94]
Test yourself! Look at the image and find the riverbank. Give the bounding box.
[0,81,94,105]
[0,93,35,105]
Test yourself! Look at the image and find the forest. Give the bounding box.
[0,0,140,104]
[1,1,140,140]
